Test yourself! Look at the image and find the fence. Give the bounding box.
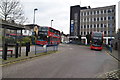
[1,42,59,60]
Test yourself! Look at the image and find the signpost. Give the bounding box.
[34,26,38,55]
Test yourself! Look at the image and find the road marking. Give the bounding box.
[105,51,120,63]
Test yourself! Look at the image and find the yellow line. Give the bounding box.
[105,51,120,63]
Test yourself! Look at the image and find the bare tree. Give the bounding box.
[0,0,27,24]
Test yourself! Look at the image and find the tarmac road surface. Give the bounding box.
[2,44,118,78]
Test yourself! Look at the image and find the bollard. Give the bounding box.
[26,42,29,56]
[46,46,47,53]
[56,45,58,51]
[53,45,55,51]
[15,43,19,58]
[28,42,30,52]
[3,43,8,60]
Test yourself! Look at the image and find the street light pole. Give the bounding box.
[33,8,38,55]
[51,20,53,27]
[33,8,38,26]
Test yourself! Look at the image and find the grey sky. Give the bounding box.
[20,0,120,34]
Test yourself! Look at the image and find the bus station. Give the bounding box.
[0,19,24,60]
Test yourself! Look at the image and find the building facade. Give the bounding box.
[70,5,116,44]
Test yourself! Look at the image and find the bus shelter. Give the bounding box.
[0,19,24,60]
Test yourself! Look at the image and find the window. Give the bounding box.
[84,25,86,28]
[108,16,114,20]
[94,11,96,15]
[87,12,89,15]
[87,18,89,22]
[81,13,83,16]
[97,24,99,27]
[112,16,114,19]
[101,10,103,14]
[94,18,96,21]
[81,26,83,28]
[104,17,106,20]
[101,24,103,27]
[97,11,99,14]
[112,9,114,12]
[24,30,27,33]
[108,9,112,13]
[81,32,82,35]
[101,17,103,21]
[84,12,86,16]
[97,18,99,21]
[104,24,106,27]
[104,31,106,34]
[104,10,106,13]
[90,25,92,28]
[91,11,92,15]
[87,32,89,35]
[94,24,96,28]
[84,18,86,22]
[39,27,48,32]
[84,32,86,35]
[87,25,89,28]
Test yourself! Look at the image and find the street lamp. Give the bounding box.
[33,8,38,55]
[51,20,53,27]
[33,8,38,25]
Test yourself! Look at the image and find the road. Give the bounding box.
[2,44,118,78]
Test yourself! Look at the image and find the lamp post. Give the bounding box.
[33,8,38,25]
[51,20,53,27]
[33,8,38,55]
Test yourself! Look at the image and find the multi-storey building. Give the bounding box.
[70,5,116,44]
[118,1,120,29]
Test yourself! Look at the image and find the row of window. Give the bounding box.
[80,16,114,22]
[80,24,114,29]
[81,9,114,16]
[80,31,114,36]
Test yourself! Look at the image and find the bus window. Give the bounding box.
[39,27,48,32]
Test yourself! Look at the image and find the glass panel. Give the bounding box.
[93,32,102,37]
[39,27,48,32]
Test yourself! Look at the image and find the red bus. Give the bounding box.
[90,32,104,50]
[36,27,61,46]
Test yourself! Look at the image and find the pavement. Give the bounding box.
[105,47,120,62]
[2,44,118,78]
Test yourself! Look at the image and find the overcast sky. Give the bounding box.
[20,0,120,34]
